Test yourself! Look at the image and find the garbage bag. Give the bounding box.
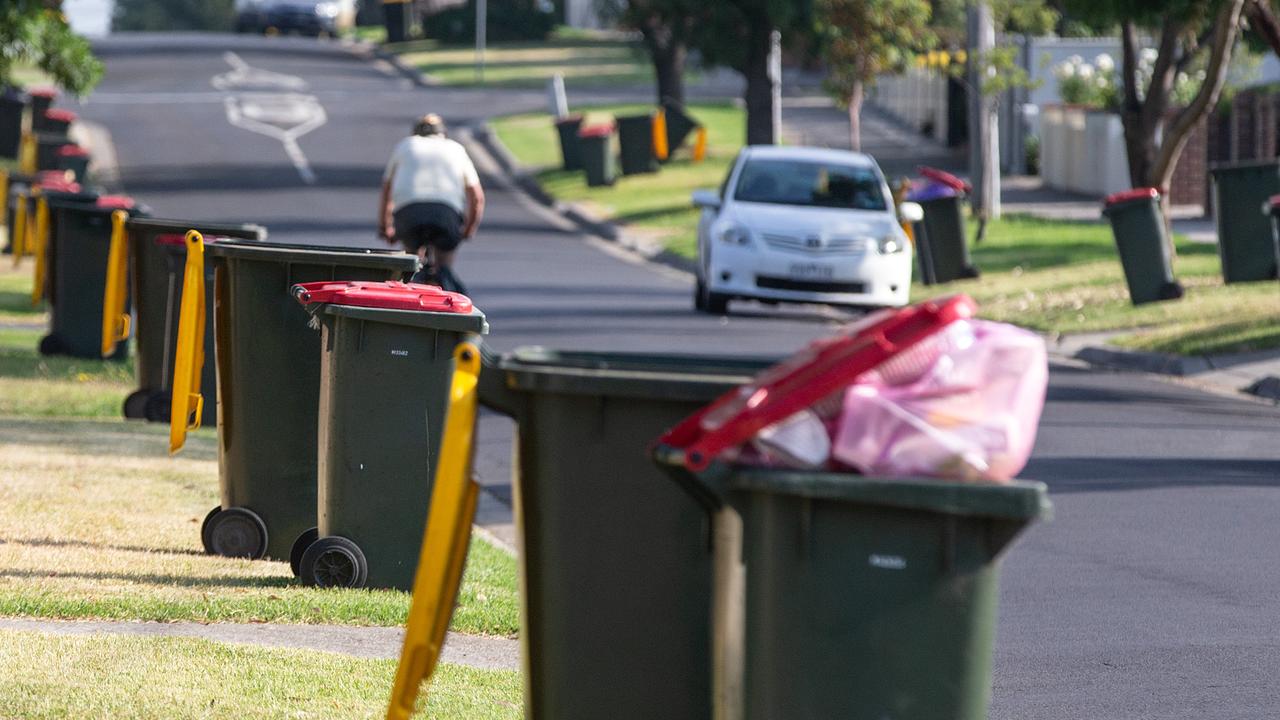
[830,319,1047,482]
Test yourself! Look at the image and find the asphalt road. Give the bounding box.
[74,34,1280,719]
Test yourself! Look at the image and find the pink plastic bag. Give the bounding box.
[830,320,1048,482]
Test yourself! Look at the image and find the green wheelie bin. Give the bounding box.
[110,217,266,423]
[1211,160,1280,282]
[1265,195,1280,279]
[477,349,773,720]
[652,448,1049,720]
[291,280,487,589]
[40,195,147,359]
[616,112,660,175]
[0,89,23,160]
[554,114,583,171]
[578,124,616,188]
[909,167,980,284]
[169,238,418,564]
[1101,187,1184,304]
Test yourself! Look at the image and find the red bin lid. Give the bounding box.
[96,195,136,210]
[918,166,971,193]
[44,108,77,123]
[57,144,89,157]
[578,123,615,138]
[292,281,474,314]
[1103,187,1159,207]
[28,88,58,99]
[36,172,81,193]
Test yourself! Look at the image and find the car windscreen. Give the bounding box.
[733,158,888,211]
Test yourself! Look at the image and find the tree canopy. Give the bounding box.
[0,0,103,95]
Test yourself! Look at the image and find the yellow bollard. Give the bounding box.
[101,210,132,358]
[30,193,49,306]
[652,109,669,161]
[385,342,483,720]
[10,192,27,267]
[169,231,207,455]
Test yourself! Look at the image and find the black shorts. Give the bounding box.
[393,201,464,254]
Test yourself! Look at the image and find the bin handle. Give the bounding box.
[10,191,27,268]
[692,126,708,163]
[169,230,207,455]
[101,210,132,357]
[30,193,50,306]
[19,132,36,175]
[386,341,483,720]
[0,169,8,222]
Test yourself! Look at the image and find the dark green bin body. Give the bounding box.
[43,199,146,359]
[915,195,978,284]
[0,93,23,159]
[207,241,417,561]
[656,453,1049,720]
[478,349,772,720]
[1210,161,1280,283]
[554,115,583,171]
[382,0,407,42]
[579,132,615,188]
[35,134,71,171]
[616,113,659,175]
[58,153,90,183]
[1101,194,1183,304]
[313,304,487,590]
[123,218,265,424]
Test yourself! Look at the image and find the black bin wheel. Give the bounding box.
[289,527,320,578]
[123,390,152,420]
[204,507,269,560]
[299,536,368,589]
[143,392,173,423]
[199,505,222,554]
[37,334,64,356]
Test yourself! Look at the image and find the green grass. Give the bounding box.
[0,326,136,418]
[390,35,668,88]
[491,102,743,257]
[0,416,520,635]
[0,630,521,719]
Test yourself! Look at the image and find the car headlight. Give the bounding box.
[877,234,905,254]
[717,224,752,246]
[315,2,340,17]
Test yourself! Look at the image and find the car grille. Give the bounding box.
[756,276,867,294]
[760,233,871,255]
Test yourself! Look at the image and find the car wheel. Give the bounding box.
[694,277,707,311]
[705,291,729,315]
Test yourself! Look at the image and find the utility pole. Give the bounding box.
[475,0,487,84]
[768,30,782,145]
[966,1,1000,226]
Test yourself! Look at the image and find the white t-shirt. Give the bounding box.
[383,135,480,215]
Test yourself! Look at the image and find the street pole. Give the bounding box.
[966,2,1000,225]
[769,30,782,145]
[476,0,487,84]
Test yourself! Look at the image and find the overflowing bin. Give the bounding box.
[578,124,616,188]
[1211,160,1280,283]
[168,236,418,563]
[616,111,661,175]
[652,295,1050,720]
[554,114,583,171]
[106,216,266,423]
[909,167,980,284]
[476,349,773,720]
[1101,187,1184,304]
[38,195,147,359]
[291,280,487,589]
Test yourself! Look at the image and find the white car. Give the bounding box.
[691,145,921,314]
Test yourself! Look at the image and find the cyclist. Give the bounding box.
[378,113,485,294]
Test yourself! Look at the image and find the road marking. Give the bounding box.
[211,51,309,91]
[213,53,326,185]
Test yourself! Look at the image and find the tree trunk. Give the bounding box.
[743,26,775,145]
[640,23,687,107]
[1245,0,1280,57]
[848,79,863,151]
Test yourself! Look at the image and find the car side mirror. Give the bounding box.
[692,189,722,210]
[897,202,924,224]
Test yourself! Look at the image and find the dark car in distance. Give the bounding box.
[235,0,357,37]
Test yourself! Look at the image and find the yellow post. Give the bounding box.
[169,231,207,455]
[385,342,483,720]
[101,210,132,357]
[30,193,50,306]
[652,109,669,161]
[19,132,37,175]
[692,126,708,163]
[10,192,27,267]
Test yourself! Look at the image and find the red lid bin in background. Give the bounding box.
[292,281,474,314]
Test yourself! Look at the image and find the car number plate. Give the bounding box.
[787,262,835,280]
